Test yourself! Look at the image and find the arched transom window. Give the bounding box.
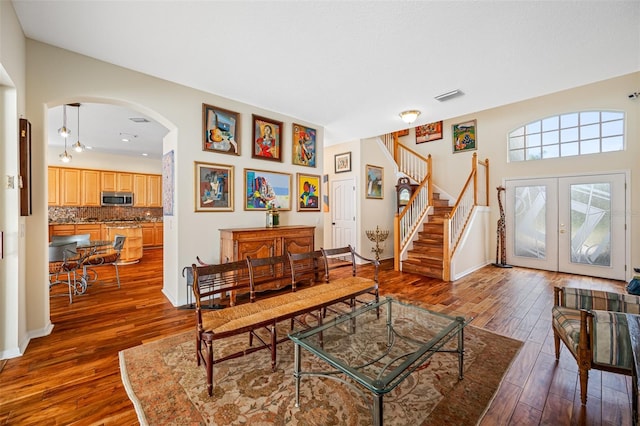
[508,111,624,162]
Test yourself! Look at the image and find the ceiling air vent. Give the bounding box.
[129,117,150,123]
[434,89,463,102]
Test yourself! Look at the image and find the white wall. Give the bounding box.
[23,40,324,344]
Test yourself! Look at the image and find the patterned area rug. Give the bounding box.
[120,313,522,426]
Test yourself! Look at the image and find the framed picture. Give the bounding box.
[365,164,384,199]
[416,121,443,144]
[194,162,234,212]
[452,119,477,153]
[244,168,291,210]
[296,173,321,211]
[396,129,410,137]
[334,152,351,173]
[252,115,283,162]
[202,103,240,155]
[292,123,317,167]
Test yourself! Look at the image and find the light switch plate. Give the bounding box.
[7,175,15,189]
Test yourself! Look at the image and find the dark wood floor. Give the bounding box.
[0,248,633,425]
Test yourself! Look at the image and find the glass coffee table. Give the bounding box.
[288,297,472,426]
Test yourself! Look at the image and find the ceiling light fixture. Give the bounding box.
[58,104,72,163]
[434,89,463,102]
[72,103,85,153]
[399,110,421,124]
[58,104,71,138]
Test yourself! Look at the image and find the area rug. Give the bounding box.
[119,318,522,425]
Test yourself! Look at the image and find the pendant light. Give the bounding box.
[58,104,72,163]
[72,104,85,153]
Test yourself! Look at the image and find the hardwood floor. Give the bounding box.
[0,248,633,425]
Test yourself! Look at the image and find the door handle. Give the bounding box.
[332,222,335,225]
[559,229,566,234]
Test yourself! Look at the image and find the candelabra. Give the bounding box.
[365,226,390,261]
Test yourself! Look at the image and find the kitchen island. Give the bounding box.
[104,224,143,264]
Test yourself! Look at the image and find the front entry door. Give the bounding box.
[505,173,627,280]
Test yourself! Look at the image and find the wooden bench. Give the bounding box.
[191,247,379,396]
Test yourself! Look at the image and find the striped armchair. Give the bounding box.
[552,286,640,406]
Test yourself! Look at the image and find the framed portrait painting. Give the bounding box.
[202,103,240,155]
[365,164,384,199]
[194,162,234,212]
[252,115,283,162]
[244,168,291,210]
[292,123,317,167]
[334,152,351,173]
[416,121,443,144]
[452,119,477,153]
[296,173,321,212]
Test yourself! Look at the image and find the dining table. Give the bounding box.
[50,239,113,295]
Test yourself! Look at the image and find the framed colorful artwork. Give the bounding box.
[452,119,477,153]
[252,115,283,162]
[296,173,321,212]
[415,121,443,144]
[244,168,291,210]
[292,123,317,167]
[194,162,234,212]
[365,164,384,199]
[396,129,410,137]
[202,103,240,155]
[334,152,351,173]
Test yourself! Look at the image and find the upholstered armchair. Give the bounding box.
[552,286,640,406]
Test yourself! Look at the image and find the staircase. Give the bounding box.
[382,131,489,281]
[401,192,451,278]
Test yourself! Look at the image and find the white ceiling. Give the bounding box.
[13,0,640,158]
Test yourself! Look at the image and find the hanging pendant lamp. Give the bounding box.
[72,104,85,153]
[59,104,72,163]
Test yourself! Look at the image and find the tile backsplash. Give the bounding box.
[49,206,163,223]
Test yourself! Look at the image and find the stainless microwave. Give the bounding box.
[101,191,134,206]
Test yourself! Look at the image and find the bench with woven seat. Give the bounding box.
[192,246,379,396]
[552,286,640,409]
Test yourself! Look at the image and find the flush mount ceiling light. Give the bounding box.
[72,103,85,153]
[399,110,421,124]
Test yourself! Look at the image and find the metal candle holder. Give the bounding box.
[365,226,389,261]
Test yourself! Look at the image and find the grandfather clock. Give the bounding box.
[395,177,418,213]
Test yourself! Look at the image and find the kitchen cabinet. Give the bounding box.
[75,223,103,241]
[49,224,76,241]
[60,168,81,206]
[105,225,143,264]
[142,222,163,248]
[147,175,162,207]
[81,170,101,206]
[101,171,134,192]
[48,167,60,206]
[133,174,147,207]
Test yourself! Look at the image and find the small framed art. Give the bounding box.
[334,152,351,173]
[244,168,291,210]
[195,162,234,212]
[292,123,317,167]
[296,173,321,211]
[452,119,477,153]
[416,121,443,144]
[365,164,384,199]
[202,104,240,155]
[252,115,283,162]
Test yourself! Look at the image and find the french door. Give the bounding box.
[505,173,627,280]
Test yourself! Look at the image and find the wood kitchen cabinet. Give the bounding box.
[59,168,81,206]
[49,224,76,241]
[81,169,101,206]
[147,174,162,207]
[105,225,143,264]
[101,171,134,192]
[75,223,103,241]
[142,222,163,248]
[117,173,133,192]
[48,167,60,206]
[133,174,147,207]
